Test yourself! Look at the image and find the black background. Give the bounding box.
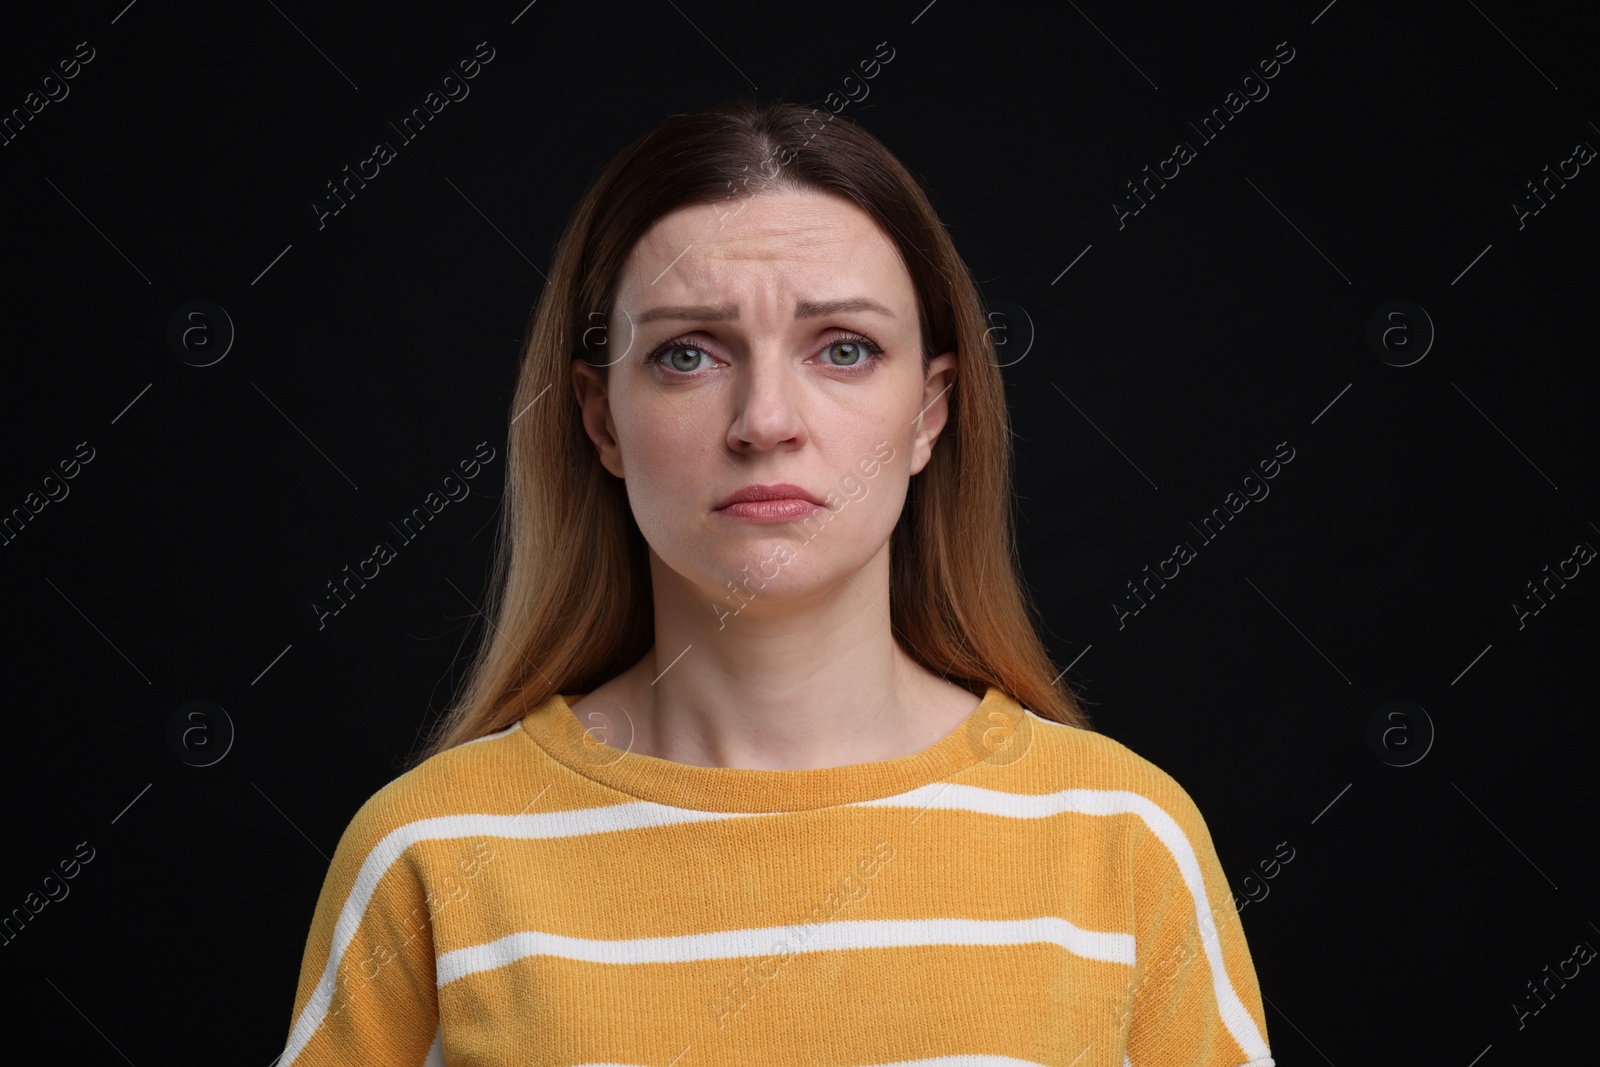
[2,0,1596,1062]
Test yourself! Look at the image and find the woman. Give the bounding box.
[280,98,1275,1066]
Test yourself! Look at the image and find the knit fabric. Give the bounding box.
[280,686,1274,1066]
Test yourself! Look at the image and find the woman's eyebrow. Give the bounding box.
[795,297,895,319]
[634,297,895,325]
[635,304,739,325]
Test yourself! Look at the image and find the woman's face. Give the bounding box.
[571,187,956,614]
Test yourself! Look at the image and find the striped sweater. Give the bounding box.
[280,685,1274,1066]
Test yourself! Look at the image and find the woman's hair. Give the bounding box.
[411,97,1091,765]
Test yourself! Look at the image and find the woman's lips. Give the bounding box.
[715,499,824,522]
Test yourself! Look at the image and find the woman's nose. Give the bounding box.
[726,348,808,452]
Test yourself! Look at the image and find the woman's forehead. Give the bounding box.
[615,190,912,311]
[635,191,888,262]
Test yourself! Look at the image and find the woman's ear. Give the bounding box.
[910,351,957,476]
[571,359,625,478]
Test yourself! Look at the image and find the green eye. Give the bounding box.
[825,341,868,366]
[644,334,884,377]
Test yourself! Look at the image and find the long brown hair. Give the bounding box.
[412,98,1091,764]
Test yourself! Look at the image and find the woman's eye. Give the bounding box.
[662,345,711,373]
[649,336,880,375]
[822,340,872,367]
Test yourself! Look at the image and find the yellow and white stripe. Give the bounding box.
[280,688,1274,1066]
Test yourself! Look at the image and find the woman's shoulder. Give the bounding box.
[1006,704,1210,826]
[333,719,541,853]
[1002,710,1235,890]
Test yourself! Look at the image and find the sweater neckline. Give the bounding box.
[519,685,1019,813]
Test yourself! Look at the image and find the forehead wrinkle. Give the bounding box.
[703,221,860,259]
[619,194,909,319]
